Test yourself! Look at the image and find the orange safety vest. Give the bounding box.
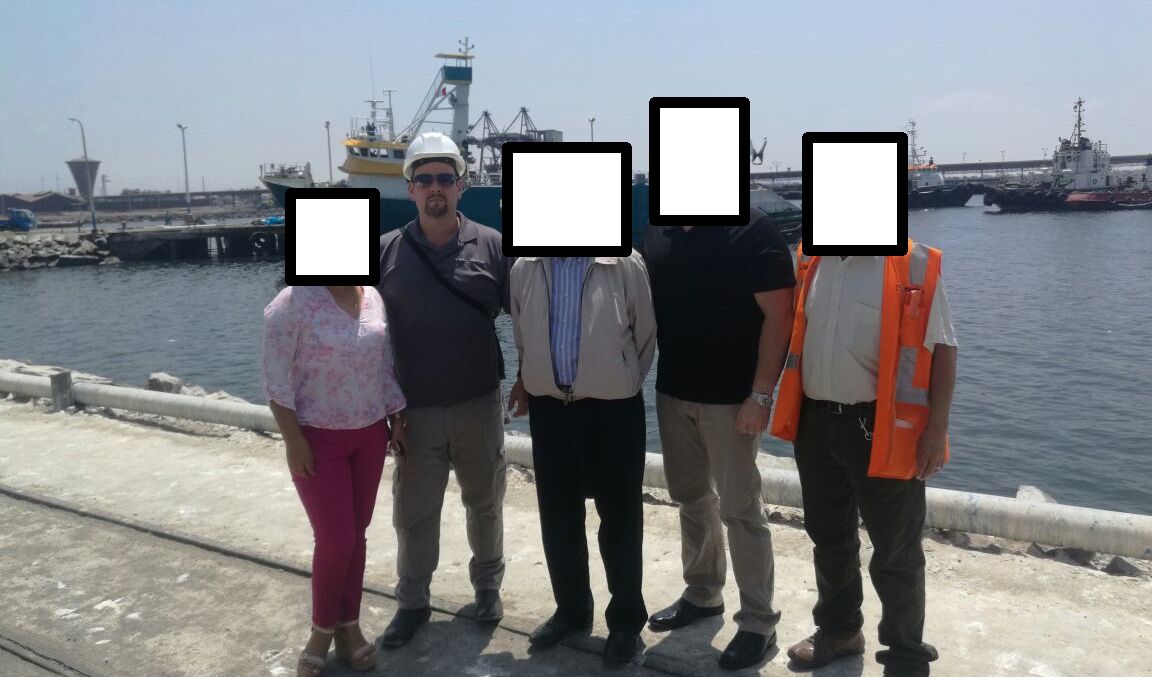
[769,240,949,479]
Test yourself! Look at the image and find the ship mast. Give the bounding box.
[382,88,397,141]
[906,119,924,165]
[1069,97,1085,185]
[1070,97,1086,146]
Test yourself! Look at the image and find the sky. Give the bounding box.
[2,0,1150,195]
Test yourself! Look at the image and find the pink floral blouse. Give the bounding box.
[262,286,406,430]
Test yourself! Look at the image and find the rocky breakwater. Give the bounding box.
[0,232,120,272]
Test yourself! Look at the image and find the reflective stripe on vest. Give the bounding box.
[895,244,931,408]
[769,241,947,479]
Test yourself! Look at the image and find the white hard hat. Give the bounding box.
[403,131,467,180]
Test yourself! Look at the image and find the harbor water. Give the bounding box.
[1,204,1150,516]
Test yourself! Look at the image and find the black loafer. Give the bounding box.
[648,599,725,631]
[379,607,431,648]
[528,613,593,649]
[718,630,776,670]
[473,589,504,623]
[603,632,642,666]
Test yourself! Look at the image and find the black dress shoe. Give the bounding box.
[528,613,593,649]
[648,598,725,630]
[718,630,776,670]
[379,607,431,648]
[473,589,504,623]
[603,632,642,666]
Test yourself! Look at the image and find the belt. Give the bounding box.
[555,384,576,405]
[804,397,876,416]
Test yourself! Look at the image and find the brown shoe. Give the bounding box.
[786,628,865,669]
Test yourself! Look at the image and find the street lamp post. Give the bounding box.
[589,117,595,142]
[68,118,98,234]
[325,121,333,183]
[177,124,191,214]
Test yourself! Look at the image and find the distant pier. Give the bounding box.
[106,222,284,261]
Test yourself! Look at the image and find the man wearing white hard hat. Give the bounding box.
[375,131,512,648]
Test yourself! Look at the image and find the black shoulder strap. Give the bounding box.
[401,225,505,379]
[402,226,495,320]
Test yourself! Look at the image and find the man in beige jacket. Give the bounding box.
[507,253,656,667]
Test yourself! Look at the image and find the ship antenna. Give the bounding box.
[906,119,922,164]
[1071,97,1085,142]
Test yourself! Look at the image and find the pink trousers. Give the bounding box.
[294,418,389,628]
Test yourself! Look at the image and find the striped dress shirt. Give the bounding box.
[549,257,591,388]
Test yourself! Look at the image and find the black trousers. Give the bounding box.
[793,397,938,677]
[527,392,648,634]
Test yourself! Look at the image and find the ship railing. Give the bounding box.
[348,117,400,143]
[259,163,312,179]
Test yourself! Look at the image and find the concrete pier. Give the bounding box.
[106,223,284,261]
[1,395,1149,676]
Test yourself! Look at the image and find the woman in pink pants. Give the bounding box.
[262,285,407,677]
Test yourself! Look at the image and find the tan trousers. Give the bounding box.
[656,392,781,635]
[392,388,507,609]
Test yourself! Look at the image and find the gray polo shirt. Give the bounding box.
[377,213,511,407]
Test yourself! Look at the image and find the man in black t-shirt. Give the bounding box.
[641,209,796,670]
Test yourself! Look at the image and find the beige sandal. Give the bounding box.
[334,621,378,672]
[298,624,334,677]
[297,650,326,677]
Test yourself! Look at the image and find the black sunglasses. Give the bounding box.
[411,173,458,187]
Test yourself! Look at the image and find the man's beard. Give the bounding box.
[423,197,449,218]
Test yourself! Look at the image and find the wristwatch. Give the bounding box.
[749,391,774,409]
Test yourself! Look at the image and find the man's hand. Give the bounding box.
[388,417,408,457]
[507,377,529,418]
[735,398,771,436]
[285,435,315,478]
[914,424,948,480]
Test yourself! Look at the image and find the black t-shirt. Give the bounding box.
[641,210,796,404]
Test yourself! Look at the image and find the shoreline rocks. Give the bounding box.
[0,232,119,272]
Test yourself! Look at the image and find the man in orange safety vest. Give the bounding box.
[771,241,958,677]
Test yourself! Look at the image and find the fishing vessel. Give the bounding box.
[984,99,1152,212]
[259,39,802,243]
[906,120,979,209]
[258,163,317,206]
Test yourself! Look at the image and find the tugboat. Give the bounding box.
[984,98,1152,211]
[906,120,978,209]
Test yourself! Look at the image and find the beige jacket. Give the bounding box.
[510,253,656,401]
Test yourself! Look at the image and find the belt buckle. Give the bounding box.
[827,401,844,415]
